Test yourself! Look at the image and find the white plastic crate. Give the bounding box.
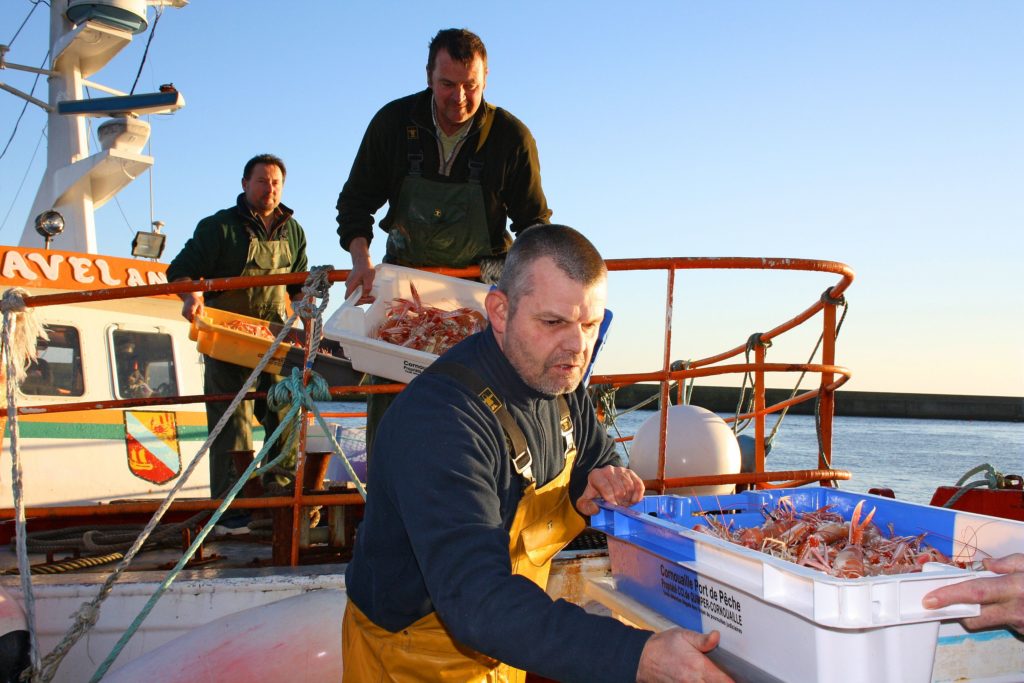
[592,489,1024,683]
[323,265,490,383]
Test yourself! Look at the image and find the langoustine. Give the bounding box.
[693,498,965,578]
[373,282,486,355]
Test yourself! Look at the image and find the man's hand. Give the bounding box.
[636,628,733,683]
[345,237,376,304]
[180,292,204,323]
[576,465,645,516]
[923,553,1024,634]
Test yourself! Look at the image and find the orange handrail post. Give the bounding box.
[819,297,837,486]
[654,268,677,494]
[754,343,767,478]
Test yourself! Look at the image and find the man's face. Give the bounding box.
[428,49,487,135]
[241,163,284,216]
[487,258,607,396]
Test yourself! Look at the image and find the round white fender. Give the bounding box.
[628,405,741,495]
[0,585,29,683]
[103,589,346,683]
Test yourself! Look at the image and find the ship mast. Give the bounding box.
[8,0,185,254]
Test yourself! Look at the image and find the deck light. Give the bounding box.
[131,221,166,259]
[34,210,65,249]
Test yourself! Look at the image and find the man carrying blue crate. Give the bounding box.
[335,28,553,458]
[167,154,308,520]
[342,225,732,682]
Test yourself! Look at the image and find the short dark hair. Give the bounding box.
[427,28,487,76]
[498,225,606,312]
[243,154,286,180]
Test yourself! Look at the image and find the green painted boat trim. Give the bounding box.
[3,423,252,441]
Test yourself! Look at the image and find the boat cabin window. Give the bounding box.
[112,330,179,399]
[22,325,84,397]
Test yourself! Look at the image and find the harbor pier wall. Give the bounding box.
[607,385,1024,422]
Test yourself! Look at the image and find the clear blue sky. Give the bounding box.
[1,1,1021,396]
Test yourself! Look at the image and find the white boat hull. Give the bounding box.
[102,588,346,683]
[1,566,345,683]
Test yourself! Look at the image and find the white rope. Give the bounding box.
[33,321,294,682]
[30,272,333,683]
[85,266,340,680]
[1,288,44,675]
[2,268,358,682]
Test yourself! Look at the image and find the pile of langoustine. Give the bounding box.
[224,318,276,341]
[372,283,486,355]
[693,498,970,578]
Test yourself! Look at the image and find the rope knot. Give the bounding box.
[296,266,331,319]
[1,288,28,313]
[821,288,846,306]
[78,603,100,629]
[746,333,772,351]
[266,368,331,411]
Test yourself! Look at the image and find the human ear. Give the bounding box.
[484,289,508,335]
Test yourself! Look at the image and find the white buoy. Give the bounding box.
[628,405,741,496]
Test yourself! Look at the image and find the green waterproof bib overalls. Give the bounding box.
[342,364,587,682]
[383,123,496,268]
[365,119,505,459]
[204,228,296,497]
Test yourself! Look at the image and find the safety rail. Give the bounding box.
[4,256,854,565]
[590,256,854,492]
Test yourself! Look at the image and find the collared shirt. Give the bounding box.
[431,94,473,175]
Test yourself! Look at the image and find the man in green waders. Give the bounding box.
[168,154,308,528]
[336,28,552,459]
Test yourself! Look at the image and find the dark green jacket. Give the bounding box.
[336,89,551,256]
[167,193,309,302]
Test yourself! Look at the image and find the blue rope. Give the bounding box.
[89,369,315,682]
[942,463,1004,509]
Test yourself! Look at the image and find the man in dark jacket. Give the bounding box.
[336,28,552,453]
[342,225,730,683]
[337,28,551,294]
[167,154,308,507]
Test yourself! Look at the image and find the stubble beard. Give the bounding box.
[505,334,585,397]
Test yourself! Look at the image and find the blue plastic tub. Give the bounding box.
[591,489,1024,683]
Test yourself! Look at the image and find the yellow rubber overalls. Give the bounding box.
[342,366,586,682]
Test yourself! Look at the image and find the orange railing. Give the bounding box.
[591,257,854,492]
[5,256,854,565]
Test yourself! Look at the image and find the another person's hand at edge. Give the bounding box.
[345,237,376,304]
[179,291,204,323]
[636,628,733,683]
[923,553,1024,634]
[576,464,645,516]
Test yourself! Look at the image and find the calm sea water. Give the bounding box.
[610,410,1024,505]
[323,402,1023,506]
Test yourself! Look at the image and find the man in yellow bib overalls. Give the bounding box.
[342,225,731,682]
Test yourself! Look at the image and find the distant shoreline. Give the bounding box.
[607,385,1024,423]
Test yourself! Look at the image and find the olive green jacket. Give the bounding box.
[167,193,309,303]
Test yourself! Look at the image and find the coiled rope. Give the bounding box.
[941,463,1008,509]
[4,513,210,576]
